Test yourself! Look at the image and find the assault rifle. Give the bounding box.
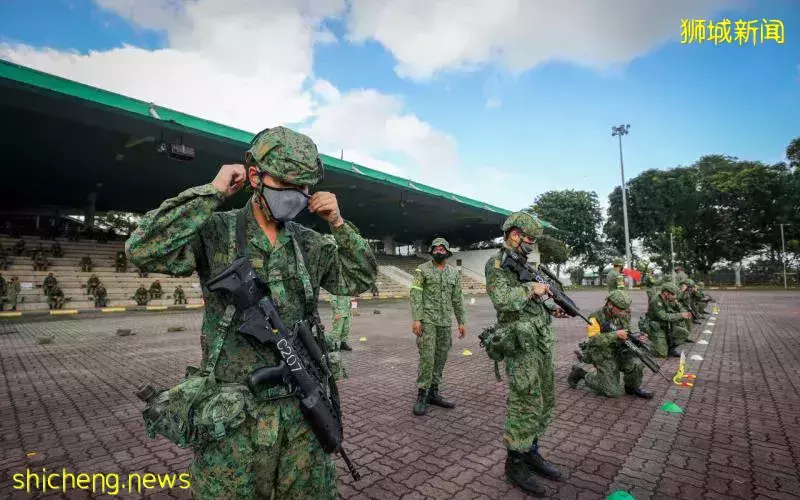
[600,321,671,383]
[207,256,361,481]
[501,250,590,324]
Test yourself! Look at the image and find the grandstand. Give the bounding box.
[0,59,550,315]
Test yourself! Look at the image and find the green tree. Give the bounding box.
[537,234,570,274]
[531,190,602,264]
[787,136,800,169]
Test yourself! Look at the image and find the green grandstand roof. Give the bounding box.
[0,60,540,216]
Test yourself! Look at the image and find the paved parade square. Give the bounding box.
[1,290,799,499]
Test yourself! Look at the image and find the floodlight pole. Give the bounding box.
[612,124,632,275]
[780,223,788,289]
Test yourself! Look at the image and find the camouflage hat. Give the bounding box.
[612,257,625,267]
[686,279,696,287]
[245,126,324,187]
[607,290,632,309]
[502,209,544,237]
[698,281,705,288]
[429,237,451,253]
[661,282,678,294]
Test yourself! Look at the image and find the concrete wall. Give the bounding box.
[451,246,541,284]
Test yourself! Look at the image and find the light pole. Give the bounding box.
[612,124,632,273]
[780,223,791,289]
[670,228,675,283]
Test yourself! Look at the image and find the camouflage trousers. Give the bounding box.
[332,315,350,343]
[324,330,347,380]
[574,346,643,397]
[503,347,556,452]
[646,323,690,358]
[189,398,337,500]
[416,324,452,389]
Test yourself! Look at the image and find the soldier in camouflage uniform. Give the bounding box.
[173,285,187,305]
[149,279,163,299]
[642,282,692,358]
[642,269,661,301]
[329,295,353,351]
[51,242,63,258]
[695,282,713,314]
[0,246,9,270]
[80,255,93,272]
[567,291,653,399]
[672,265,688,283]
[410,237,466,416]
[47,285,66,309]
[13,239,25,256]
[5,276,20,311]
[485,210,565,497]
[606,257,626,291]
[115,250,127,272]
[326,294,352,381]
[126,125,377,499]
[678,279,702,329]
[94,282,108,307]
[43,273,57,296]
[33,250,48,271]
[86,274,100,296]
[133,284,149,306]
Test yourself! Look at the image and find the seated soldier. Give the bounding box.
[94,282,108,307]
[640,282,692,358]
[33,251,49,271]
[695,282,713,314]
[0,246,9,270]
[43,273,57,296]
[13,239,25,256]
[0,273,6,302]
[173,285,187,305]
[51,242,63,258]
[86,274,100,295]
[115,250,127,272]
[568,291,653,399]
[149,279,163,299]
[133,284,149,306]
[80,255,93,272]
[47,286,66,310]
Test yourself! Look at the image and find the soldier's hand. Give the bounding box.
[552,307,568,318]
[616,330,628,341]
[308,191,344,228]
[528,282,549,298]
[681,312,692,319]
[412,320,422,336]
[212,164,247,198]
[457,324,466,338]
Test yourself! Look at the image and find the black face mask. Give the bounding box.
[432,253,447,262]
[260,185,310,222]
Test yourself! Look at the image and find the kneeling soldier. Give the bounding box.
[568,291,653,399]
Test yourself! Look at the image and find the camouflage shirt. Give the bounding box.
[646,293,685,326]
[484,247,555,350]
[410,260,466,327]
[126,183,377,394]
[329,295,351,318]
[606,269,624,291]
[587,306,631,349]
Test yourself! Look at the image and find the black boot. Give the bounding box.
[567,365,586,389]
[573,349,584,362]
[340,341,353,351]
[413,388,429,416]
[427,385,455,408]
[506,450,547,497]
[528,441,562,480]
[625,387,653,399]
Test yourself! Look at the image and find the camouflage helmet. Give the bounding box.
[501,209,544,238]
[698,281,705,288]
[245,126,324,187]
[612,257,625,267]
[607,290,632,310]
[686,279,696,287]
[429,237,451,254]
[661,282,679,294]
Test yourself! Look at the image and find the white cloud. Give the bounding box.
[345,0,745,80]
[485,98,502,109]
[0,0,457,186]
[302,89,459,188]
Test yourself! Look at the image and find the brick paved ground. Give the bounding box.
[1,291,799,499]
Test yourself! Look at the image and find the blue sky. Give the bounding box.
[1,0,798,213]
